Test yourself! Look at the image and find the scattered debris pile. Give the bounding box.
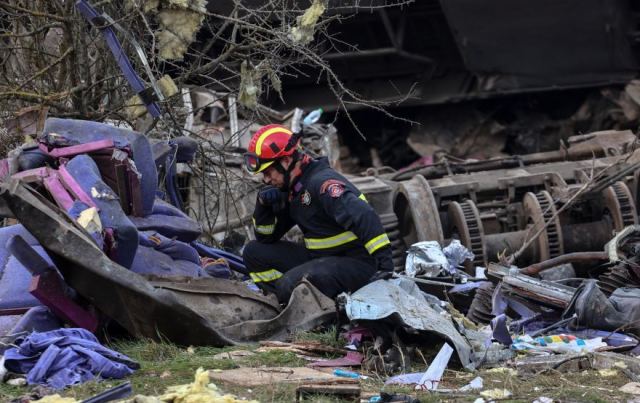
[0,112,350,396]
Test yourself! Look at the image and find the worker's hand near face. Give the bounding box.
[258,185,286,212]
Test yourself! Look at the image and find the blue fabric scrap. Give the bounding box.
[4,328,139,389]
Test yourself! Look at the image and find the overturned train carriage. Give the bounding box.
[364,130,640,271]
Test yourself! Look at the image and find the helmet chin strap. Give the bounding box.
[274,151,299,192]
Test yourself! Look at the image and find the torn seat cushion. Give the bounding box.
[130,231,206,277]
[0,225,51,310]
[129,198,201,242]
[40,118,157,216]
[17,146,55,172]
[65,155,138,268]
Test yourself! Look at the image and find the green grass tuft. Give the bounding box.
[243,350,308,368]
[293,326,345,350]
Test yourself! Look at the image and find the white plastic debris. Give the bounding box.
[415,343,454,391]
[443,239,474,270]
[405,240,474,277]
[405,241,447,277]
[475,266,487,279]
[620,382,640,395]
[459,376,484,392]
[480,389,512,399]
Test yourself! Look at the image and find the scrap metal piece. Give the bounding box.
[220,279,336,341]
[75,0,163,118]
[605,225,640,263]
[520,252,609,276]
[489,263,576,309]
[339,278,475,370]
[148,277,281,327]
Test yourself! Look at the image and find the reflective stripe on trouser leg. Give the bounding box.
[250,268,283,283]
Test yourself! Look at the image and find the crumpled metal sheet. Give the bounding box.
[564,279,640,336]
[148,276,281,328]
[0,180,334,345]
[339,279,475,370]
[221,279,336,341]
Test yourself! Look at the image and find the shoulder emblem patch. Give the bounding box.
[327,183,345,198]
[320,179,346,199]
[301,190,312,206]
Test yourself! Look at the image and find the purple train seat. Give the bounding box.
[129,199,201,242]
[40,118,157,216]
[130,231,206,277]
[65,155,138,268]
[0,225,51,311]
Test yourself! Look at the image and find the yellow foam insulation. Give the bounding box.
[33,395,78,403]
[127,0,207,60]
[238,61,262,109]
[126,0,160,13]
[123,367,258,403]
[165,0,191,8]
[124,75,179,119]
[77,207,102,234]
[157,0,207,61]
[289,0,327,45]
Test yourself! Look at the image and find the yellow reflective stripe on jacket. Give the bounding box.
[365,233,391,254]
[250,269,283,283]
[304,231,358,250]
[358,193,367,202]
[252,217,276,235]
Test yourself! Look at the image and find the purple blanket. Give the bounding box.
[4,328,139,389]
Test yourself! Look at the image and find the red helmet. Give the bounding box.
[244,124,298,173]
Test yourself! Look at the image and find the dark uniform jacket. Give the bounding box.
[252,157,393,270]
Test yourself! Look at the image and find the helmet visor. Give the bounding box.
[243,153,275,174]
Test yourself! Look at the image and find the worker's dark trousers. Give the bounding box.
[242,240,376,303]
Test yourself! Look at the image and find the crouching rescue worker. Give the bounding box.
[242,124,394,303]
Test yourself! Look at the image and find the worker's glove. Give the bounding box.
[374,248,394,272]
[258,185,286,212]
[369,248,395,282]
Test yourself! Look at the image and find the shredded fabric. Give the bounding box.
[4,328,139,390]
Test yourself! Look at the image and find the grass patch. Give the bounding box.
[0,383,28,402]
[243,350,308,368]
[294,326,345,350]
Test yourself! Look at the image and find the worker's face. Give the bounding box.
[261,156,292,189]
